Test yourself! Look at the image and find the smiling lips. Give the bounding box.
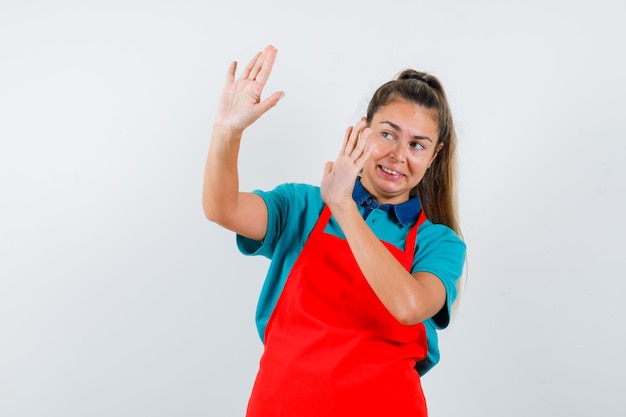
[379,165,403,177]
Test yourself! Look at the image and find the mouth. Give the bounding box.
[379,165,404,177]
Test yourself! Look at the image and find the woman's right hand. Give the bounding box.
[203,45,281,240]
[214,45,285,136]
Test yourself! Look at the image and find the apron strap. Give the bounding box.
[312,205,333,235]
[317,205,425,258]
[404,209,426,255]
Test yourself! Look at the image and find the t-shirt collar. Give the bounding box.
[352,177,422,226]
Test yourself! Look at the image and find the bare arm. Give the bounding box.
[320,123,446,325]
[329,203,446,325]
[202,45,284,240]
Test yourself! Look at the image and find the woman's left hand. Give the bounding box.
[321,120,375,211]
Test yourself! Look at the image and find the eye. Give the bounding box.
[382,131,394,140]
[409,141,425,150]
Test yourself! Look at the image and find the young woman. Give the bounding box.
[203,45,466,417]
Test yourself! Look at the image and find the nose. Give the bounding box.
[389,142,406,162]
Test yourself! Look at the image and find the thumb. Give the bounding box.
[322,161,334,178]
[257,90,285,115]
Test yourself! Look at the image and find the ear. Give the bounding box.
[360,116,368,126]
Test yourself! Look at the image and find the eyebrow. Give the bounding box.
[380,121,433,142]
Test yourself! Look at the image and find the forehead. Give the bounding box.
[372,99,438,133]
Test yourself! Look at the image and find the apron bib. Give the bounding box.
[247,206,428,417]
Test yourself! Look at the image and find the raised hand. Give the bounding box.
[214,45,285,135]
[321,120,376,211]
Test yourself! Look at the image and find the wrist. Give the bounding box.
[327,199,359,221]
[212,120,245,139]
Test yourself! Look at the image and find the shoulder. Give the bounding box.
[253,183,321,209]
[251,183,322,224]
[416,220,466,252]
[251,182,324,245]
[414,219,466,274]
[238,183,322,257]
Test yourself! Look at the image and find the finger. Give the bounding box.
[345,121,366,159]
[351,127,372,162]
[253,45,277,86]
[239,51,262,80]
[248,45,276,84]
[225,61,237,83]
[248,53,267,81]
[339,126,353,157]
[355,138,377,171]
[343,123,360,157]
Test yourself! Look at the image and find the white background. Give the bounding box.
[1,0,625,416]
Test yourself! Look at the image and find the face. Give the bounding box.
[360,99,442,205]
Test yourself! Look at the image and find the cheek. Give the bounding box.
[407,153,433,169]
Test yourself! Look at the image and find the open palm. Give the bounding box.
[214,45,284,134]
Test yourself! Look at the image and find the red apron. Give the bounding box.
[246,206,429,417]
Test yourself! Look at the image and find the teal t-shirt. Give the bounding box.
[237,180,466,375]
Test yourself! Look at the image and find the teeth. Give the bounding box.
[381,166,400,175]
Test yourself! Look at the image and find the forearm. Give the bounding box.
[202,126,243,223]
[330,203,443,325]
[202,126,269,240]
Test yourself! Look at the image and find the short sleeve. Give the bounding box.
[412,221,466,329]
[236,184,296,259]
